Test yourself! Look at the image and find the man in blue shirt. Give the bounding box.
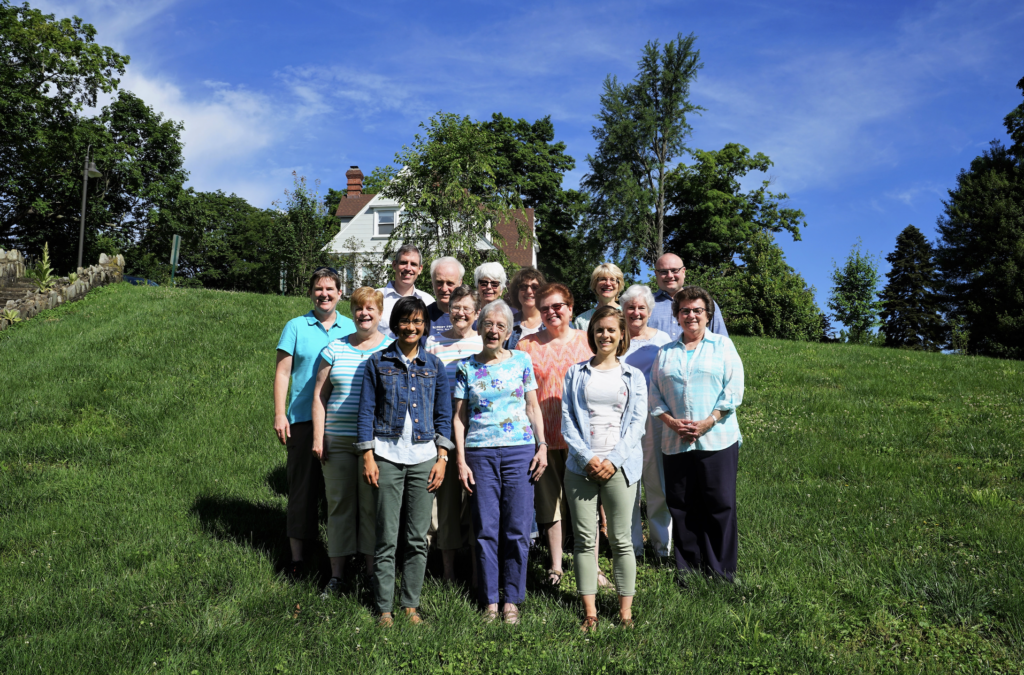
[425,256,464,336]
[648,253,728,341]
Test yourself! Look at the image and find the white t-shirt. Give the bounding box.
[377,282,435,338]
[585,365,628,460]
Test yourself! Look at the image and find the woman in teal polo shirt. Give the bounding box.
[274,267,356,578]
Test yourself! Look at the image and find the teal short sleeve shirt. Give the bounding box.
[276,311,355,424]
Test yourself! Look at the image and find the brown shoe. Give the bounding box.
[378,612,394,628]
[481,609,499,624]
[580,615,599,633]
[503,605,520,625]
[618,616,635,629]
[404,607,423,625]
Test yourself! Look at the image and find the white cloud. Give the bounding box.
[693,0,1020,193]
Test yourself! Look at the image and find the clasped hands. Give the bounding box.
[585,457,616,482]
[661,414,715,444]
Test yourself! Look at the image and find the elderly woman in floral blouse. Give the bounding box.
[453,299,547,625]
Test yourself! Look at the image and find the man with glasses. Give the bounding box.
[426,256,465,337]
[648,253,728,341]
[377,244,434,338]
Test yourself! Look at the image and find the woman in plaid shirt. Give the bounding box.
[649,286,744,583]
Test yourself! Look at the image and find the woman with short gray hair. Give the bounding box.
[474,262,508,307]
[619,284,673,560]
[452,299,547,624]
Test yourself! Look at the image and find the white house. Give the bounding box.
[328,166,537,292]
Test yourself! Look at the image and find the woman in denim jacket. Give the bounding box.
[561,305,647,631]
[356,296,454,627]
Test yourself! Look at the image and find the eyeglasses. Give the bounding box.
[676,307,705,316]
[397,319,425,327]
[478,280,502,289]
[481,320,508,332]
[519,283,540,292]
[539,302,568,315]
[655,266,684,276]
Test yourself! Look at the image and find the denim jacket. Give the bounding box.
[561,360,647,486]
[355,341,454,452]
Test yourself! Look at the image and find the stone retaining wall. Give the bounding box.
[0,248,27,283]
[0,252,125,331]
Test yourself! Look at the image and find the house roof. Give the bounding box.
[334,193,377,218]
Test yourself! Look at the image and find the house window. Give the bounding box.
[375,210,397,237]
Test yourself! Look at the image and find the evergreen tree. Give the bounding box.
[934,75,1024,359]
[878,225,945,351]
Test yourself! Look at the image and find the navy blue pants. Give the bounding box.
[662,442,739,581]
[465,443,535,606]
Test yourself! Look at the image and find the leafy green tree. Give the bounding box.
[133,189,286,292]
[279,173,336,295]
[684,231,822,341]
[1,0,128,251]
[878,225,945,351]
[10,90,187,273]
[828,241,883,343]
[934,76,1024,359]
[479,113,601,308]
[664,143,806,267]
[381,112,526,274]
[583,33,703,275]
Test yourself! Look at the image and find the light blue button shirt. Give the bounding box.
[649,331,744,454]
[649,289,728,341]
[561,360,648,486]
[276,311,356,423]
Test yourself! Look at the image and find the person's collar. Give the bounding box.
[385,280,418,297]
[654,288,674,299]
[382,339,427,364]
[305,310,337,327]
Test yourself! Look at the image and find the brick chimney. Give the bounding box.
[346,166,364,197]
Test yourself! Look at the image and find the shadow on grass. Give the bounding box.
[265,464,288,496]
[190,494,328,579]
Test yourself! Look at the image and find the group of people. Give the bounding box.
[273,244,745,631]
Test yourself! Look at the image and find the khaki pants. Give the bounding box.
[323,435,376,557]
[534,447,567,523]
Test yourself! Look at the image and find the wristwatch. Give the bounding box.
[438,454,449,462]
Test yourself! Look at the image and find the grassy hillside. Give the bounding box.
[1,282,1022,674]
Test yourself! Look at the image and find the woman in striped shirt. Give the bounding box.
[425,285,483,582]
[311,287,393,596]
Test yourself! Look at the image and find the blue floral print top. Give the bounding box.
[454,351,538,448]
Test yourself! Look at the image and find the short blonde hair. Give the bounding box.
[589,263,624,299]
[349,286,384,313]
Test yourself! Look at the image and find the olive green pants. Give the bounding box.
[372,456,435,613]
[565,469,638,596]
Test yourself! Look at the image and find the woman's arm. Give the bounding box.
[524,389,548,482]
[273,350,293,445]
[311,358,333,464]
[453,398,474,494]
[356,355,380,487]
[431,356,454,451]
[560,366,597,470]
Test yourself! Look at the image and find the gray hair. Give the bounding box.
[473,262,507,291]
[430,256,465,281]
[392,243,422,266]
[619,284,656,312]
[479,299,514,337]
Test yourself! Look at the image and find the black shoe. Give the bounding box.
[286,560,306,580]
[320,576,342,599]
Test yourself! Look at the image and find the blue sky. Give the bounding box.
[36,0,1024,308]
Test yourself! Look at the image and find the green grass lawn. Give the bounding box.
[2,282,1022,674]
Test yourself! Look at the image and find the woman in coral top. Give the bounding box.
[515,282,594,587]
